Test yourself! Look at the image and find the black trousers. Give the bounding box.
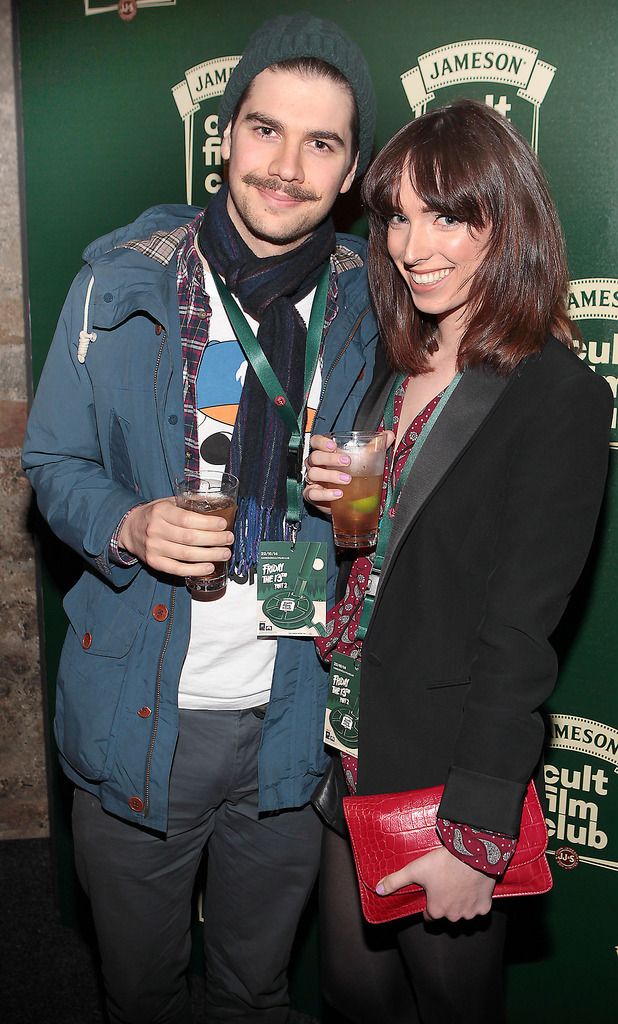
[73,708,322,1024]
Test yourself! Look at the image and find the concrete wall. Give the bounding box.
[0,0,48,840]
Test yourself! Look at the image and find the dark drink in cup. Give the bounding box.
[174,472,239,595]
[330,432,388,549]
[174,493,237,591]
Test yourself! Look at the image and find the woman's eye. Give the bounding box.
[437,214,462,227]
[388,213,407,226]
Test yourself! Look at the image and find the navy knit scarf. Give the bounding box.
[198,185,335,573]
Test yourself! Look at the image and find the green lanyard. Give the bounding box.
[210,264,330,536]
[354,371,463,641]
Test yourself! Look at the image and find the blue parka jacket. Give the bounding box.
[23,205,378,832]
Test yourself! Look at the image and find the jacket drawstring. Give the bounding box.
[77,276,97,363]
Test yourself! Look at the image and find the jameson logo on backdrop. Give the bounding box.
[84,0,176,16]
[570,278,618,448]
[401,39,556,152]
[545,714,618,873]
[172,56,241,205]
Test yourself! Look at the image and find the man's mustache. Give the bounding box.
[241,173,319,203]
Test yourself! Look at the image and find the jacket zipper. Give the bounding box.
[318,305,372,408]
[153,328,167,407]
[143,326,172,818]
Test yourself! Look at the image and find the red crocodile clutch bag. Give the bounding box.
[343,781,552,924]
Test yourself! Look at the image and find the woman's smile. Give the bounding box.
[408,267,453,287]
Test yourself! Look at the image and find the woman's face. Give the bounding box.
[386,173,491,345]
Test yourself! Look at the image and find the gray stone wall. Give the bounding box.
[0,0,49,840]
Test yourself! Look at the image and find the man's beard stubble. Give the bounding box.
[227,173,326,250]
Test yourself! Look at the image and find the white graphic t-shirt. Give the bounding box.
[178,273,321,709]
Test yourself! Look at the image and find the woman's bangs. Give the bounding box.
[409,143,489,229]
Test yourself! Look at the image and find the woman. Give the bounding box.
[305,100,612,1023]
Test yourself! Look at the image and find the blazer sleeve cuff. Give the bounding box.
[438,766,527,837]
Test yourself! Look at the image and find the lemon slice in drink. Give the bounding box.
[348,494,379,514]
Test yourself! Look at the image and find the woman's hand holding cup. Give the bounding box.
[305,431,395,548]
[303,434,353,516]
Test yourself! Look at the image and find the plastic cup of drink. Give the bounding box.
[174,472,238,596]
[329,432,388,549]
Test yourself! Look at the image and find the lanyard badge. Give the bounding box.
[324,652,361,755]
[257,540,328,637]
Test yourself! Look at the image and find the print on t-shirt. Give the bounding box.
[196,337,246,472]
[196,336,318,474]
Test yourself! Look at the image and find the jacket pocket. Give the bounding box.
[55,576,146,782]
[109,411,140,494]
[425,677,471,690]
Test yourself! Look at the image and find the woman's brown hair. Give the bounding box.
[361,99,575,375]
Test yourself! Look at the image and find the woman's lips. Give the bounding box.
[405,268,454,292]
[409,267,453,286]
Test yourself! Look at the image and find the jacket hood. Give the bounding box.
[82,204,202,264]
[78,206,369,342]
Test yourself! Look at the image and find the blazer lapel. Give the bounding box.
[379,365,512,584]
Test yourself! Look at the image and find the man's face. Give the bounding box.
[221,67,358,257]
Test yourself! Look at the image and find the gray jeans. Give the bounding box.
[73,708,322,1024]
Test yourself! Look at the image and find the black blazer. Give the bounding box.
[352,337,612,837]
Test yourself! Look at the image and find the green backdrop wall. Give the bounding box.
[16,1,617,1019]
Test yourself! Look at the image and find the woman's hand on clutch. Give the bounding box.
[376,846,496,923]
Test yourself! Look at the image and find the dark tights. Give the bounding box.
[319,826,507,1024]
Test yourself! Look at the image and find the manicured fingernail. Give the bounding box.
[326,439,336,451]
[338,455,351,465]
[332,490,343,498]
[376,883,386,896]
[339,473,351,483]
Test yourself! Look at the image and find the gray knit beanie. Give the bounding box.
[218,13,376,176]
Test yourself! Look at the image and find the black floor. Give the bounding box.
[0,838,319,1024]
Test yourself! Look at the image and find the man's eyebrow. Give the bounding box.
[308,129,345,148]
[244,112,284,132]
[243,111,345,148]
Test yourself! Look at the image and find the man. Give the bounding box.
[23,13,377,1024]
